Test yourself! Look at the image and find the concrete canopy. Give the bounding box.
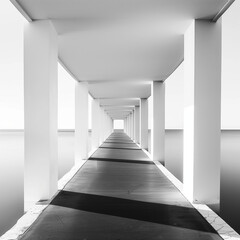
[12,0,229,119]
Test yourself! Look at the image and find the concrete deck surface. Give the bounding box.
[20,132,223,240]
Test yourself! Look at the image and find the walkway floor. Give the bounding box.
[20,131,222,240]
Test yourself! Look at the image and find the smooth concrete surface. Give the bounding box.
[151,81,165,163]
[91,99,100,149]
[140,98,148,149]
[24,20,58,204]
[134,106,140,143]
[183,20,221,203]
[75,82,89,161]
[20,131,222,240]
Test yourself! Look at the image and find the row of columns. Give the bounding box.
[92,99,113,149]
[24,20,113,208]
[24,18,221,207]
[124,19,221,204]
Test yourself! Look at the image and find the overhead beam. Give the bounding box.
[105,109,133,113]
[212,0,235,22]
[99,98,140,107]
[10,0,32,22]
[103,105,135,109]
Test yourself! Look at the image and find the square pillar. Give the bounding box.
[103,112,107,140]
[126,116,129,136]
[110,118,113,134]
[183,20,221,203]
[132,110,135,140]
[130,111,134,140]
[151,81,165,164]
[99,107,104,144]
[140,98,148,149]
[128,116,130,136]
[75,82,88,162]
[92,99,100,149]
[24,20,58,206]
[134,106,140,143]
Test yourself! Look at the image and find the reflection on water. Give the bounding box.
[221,130,240,234]
[149,129,240,234]
[148,130,183,182]
[58,131,75,179]
[0,130,90,236]
[0,131,24,236]
[0,130,240,235]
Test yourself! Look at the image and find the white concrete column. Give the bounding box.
[126,116,129,136]
[102,108,105,141]
[75,82,88,162]
[103,111,107,140]
[134,106,140,143]
[129,115,131,137]
[112,119,114,133]
[104,112,111,140]
[125,118,127,134]
[127,114,130,137]
[92,99,100,149]
[130,112,133,139]
[24,20,58,206]
[183,20,221,204]
[140,98,148,149]
[132,110,135,140]
[129,113,132,138]
[151,81,165,164]
[110,118,113,134]
[107,115,110,136]
[99,107,104,144]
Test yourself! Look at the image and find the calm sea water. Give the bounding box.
[0,130,240,235]
[220,130,240,233]
[149,129,240,234]
[0,131,78,236]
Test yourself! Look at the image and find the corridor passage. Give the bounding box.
[20,132,222,240]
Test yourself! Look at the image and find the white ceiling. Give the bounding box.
[88,81,151,99]
[16,0,227,82]
[99,98,140,107]
[14,0,228,119]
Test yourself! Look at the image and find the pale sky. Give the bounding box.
[0,0,240,129]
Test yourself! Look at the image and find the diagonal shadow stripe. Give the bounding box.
[104,142,137,145]
[99,147,141,151]
[50,191,218,234]
[104,140,135,142]
[89,157,154,165]
[104,141,134,144]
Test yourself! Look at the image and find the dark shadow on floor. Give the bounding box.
[104,141,134,144]
[89,157,154,165]
[99,147,141,150]
[50,190,218,234]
